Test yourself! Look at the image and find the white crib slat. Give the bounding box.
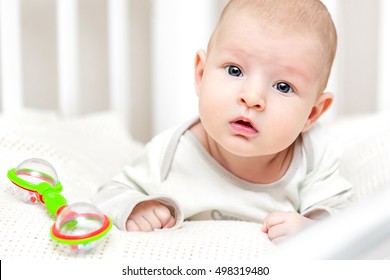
[151,0,216,135]
[108,0,130,122]
[0,0,23,113]
[378,0,390,112]
[319,0,340,121]
[56,0,79,116]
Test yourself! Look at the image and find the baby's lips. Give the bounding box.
[230,116,259,134]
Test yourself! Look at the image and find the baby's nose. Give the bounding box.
[238,87,266,111]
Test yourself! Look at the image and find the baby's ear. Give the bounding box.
[302,92,334,132]
[194,49,207,96]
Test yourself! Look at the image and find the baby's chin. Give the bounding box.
[218,140,283,159]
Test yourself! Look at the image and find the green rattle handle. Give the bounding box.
[36,182,68,216]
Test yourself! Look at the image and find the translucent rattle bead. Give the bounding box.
[11,158,59,204]
[51,202,111,253]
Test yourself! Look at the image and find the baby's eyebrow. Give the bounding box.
[215,42,252,58]
[280,62,318,84]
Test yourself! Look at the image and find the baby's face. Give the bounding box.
[196,14,326,157]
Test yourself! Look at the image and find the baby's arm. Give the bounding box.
[94,179,183,231]
[126,200,176,232]
[261,211,314,242]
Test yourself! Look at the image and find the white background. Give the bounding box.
[1,0,389,142]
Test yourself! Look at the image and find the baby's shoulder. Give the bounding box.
[147,118,199,152]
[301,123,333,151]
[300,124,340,172]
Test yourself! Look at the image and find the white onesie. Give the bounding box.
[94,118,352,231]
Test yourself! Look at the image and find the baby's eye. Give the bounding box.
[225,65,243,77]
[273,82,294,94]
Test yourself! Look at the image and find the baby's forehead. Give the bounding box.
[214,25,324,80]
[211,10,325,55]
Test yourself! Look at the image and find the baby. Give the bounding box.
[94,0,351,242]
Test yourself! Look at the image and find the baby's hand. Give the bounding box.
[126,200,176,232]
[261,211,313,243]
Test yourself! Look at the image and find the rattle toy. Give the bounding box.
[7,158,112,252]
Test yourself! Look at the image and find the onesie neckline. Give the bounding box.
[184,125,302,191]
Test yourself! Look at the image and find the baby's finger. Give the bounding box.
[261,221,268,233]
[128,215,154,232]
[126,219,141,232]
[153,204,174,227]
[262,212,285,232]
[162,215,176,229]
[140,210,165,230]
[267,223,288,241]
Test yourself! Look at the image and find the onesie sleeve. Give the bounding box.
[93,128,184,231]
[299,125,352,218]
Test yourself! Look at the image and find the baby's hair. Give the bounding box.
[209,0,337,91]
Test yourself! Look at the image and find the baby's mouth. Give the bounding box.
[235,120,254,128]
[230,118,258,134]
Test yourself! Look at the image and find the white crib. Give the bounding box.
[0,0,227,142]
[1,1,390,273]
